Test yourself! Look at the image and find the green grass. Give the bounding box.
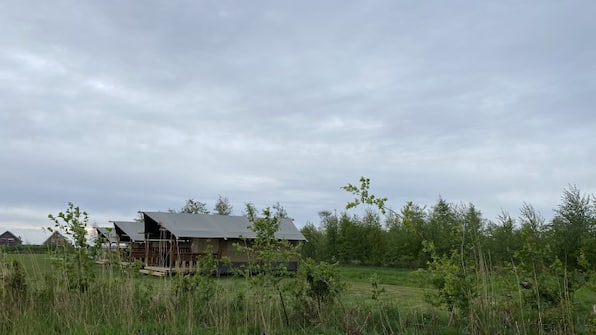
[2,252,54,279]
[8,253,595,316]
[3,252,596,334]
[339,264,429,287]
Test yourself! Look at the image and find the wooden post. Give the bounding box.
[145,234,149,266]
[169,238,173,271]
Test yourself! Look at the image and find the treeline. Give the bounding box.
[300,185,596,270]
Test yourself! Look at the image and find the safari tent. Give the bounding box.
[95,226,118,245]
[141,211,306,274]
[110,220,145,263]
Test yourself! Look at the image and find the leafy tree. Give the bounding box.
[300,222,325,261]
[290,258,345,324]
[459,203,485,260]
[47,202,95,291]
[235,204,300,328]
[386,202,427,267]
[361,208,386,265]
[515,203,549,274]
[213,195,233,215]
[548,185,595,269]
[319,210,339,262]
[172,198,210,214]
[337,212,361,263]
[242,202,257,216]
[427,198,459,257]
[485,211,521,266]
[514,202,581,332]
[272,201,288,218]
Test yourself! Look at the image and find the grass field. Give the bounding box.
[2,252,596,334]
[3,253,437,315]
[2,253,54,278]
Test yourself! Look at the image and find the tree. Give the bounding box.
[337,212,361,263]
[272,202,288,218]
[171,198,210,214]
[300,222,325,261]
[235,203,300,328]
[548,185,595,269]
[459,203,485,260]
[319,210,339,262]
[515,203,549,273]
[360,208,385,265]
[485,211,521,266]
[47,203,95,291]
[213,195,233,215]
[427,198,459,257]
[386,202,427,267]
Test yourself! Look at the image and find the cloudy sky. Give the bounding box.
[1,1,595,244]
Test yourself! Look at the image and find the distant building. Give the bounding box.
[142,212,306,273]
[111,220,145,264]
[42,231,71,248]
[95,227,118,245]
[0,231,22,247]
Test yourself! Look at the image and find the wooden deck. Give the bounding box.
[139,266,198,277]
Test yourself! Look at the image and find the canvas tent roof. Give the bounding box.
[110,221,144,242]
[142,212,306,241]
[95,227,118,243]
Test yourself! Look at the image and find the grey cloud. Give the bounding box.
[1,1,595,243]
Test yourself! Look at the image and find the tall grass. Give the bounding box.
[1,251,595,334]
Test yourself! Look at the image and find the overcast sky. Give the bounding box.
[1,1,595,244]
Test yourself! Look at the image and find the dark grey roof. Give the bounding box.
[0,231,20,239]
[42,231,70,246]
[143,212,306,241]
[110,221,144,242]
[95,227,118,243]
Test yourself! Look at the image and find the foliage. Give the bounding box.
[1,259,28,306]
[484,211,522,265]
[171,198,210,214]
[338,177,596,334]
[342,176,392,215]
[235,203,301,329]
[172,246,220,322]
[424,241,476,317]
[237,203,300,277]
[213,195,233,215]
[319,210,339,262]
[386,202,427,267]
[47,202,96,291]
[289,258,345,324]
[272,201,289,218]
[549,185,596,270]
[299,222,325,261]
[369,273,385,301]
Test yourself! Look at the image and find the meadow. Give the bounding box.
[0,252,443,334]
[2,251,596,334]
